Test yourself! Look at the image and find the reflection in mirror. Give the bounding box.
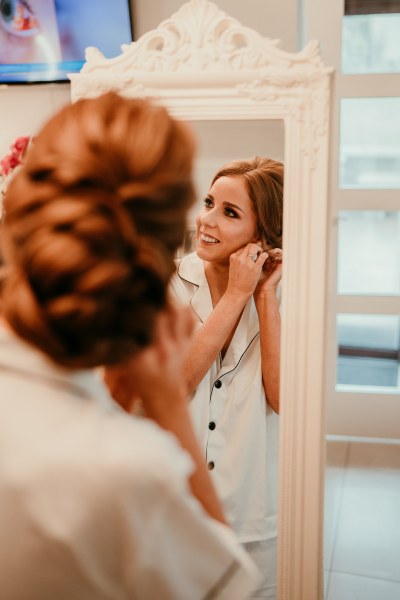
[173,118,284,598]
[179,120,284,254]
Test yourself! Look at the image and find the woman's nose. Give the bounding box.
[200,208,217,227]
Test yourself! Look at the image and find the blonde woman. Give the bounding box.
[171,157,283,599]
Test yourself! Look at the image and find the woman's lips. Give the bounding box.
[200,232,219,243]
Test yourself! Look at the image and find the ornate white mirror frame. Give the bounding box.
[70,2,332,598]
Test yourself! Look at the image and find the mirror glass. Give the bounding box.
[179,119,284,254]
[177,118,284,593]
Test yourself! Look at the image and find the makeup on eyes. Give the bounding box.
[203,196,244,217]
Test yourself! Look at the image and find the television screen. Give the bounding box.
[0,0,133,84]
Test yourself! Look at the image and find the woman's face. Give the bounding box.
[195,175,258,264]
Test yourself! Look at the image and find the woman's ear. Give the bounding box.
[253,231,264,247]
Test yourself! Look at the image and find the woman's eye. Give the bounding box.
[224,208,238,218]
[203,197,213,208]
[0,0,39,37]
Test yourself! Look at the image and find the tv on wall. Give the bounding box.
[0,0,133,84]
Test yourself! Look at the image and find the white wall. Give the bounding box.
[0,0,298,158]
[0,84,71,158]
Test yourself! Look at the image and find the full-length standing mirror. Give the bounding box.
[71,2,332,598]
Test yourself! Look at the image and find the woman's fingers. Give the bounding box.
[267,248,283,263]
[232,242,264,263]
[103,365,138,412]
[257,251,269,266]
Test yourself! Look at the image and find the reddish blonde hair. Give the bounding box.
[1,92,195,368]
[211,156,283,249]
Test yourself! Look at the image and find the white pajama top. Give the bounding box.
[170,252,280,543]
[0,327,260,600]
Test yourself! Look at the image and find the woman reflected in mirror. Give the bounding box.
[170,156,283,600]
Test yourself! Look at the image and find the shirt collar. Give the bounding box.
[176,253,260,373]
[177,252,205,286]
[177,253,213,324]
[0,326,112,406]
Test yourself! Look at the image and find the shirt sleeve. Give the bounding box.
[135,472,261,599]
[113,419,262,599]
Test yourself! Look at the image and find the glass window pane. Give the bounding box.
[340,97,400,189]
[342,14,400,74]
[336,314,400,390]
[345,0,400,16]
[337,211,400,295]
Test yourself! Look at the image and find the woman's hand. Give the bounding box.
[102,364,140,413]
[226,242,268,300]
[103,302,195,416]
[255,248,283,298]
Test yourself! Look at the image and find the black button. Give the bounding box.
[209,421,216,430]
[207,461,215,470]
[214,380,222,389]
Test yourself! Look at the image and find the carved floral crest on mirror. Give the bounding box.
[70,2,333,598]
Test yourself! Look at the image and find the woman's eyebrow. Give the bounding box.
[206,193,245,213]
[223,201,244,213]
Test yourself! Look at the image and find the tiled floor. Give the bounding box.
[324,439,400,599]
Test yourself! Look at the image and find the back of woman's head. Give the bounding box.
[212,156,283,249]
[1,92,195,368]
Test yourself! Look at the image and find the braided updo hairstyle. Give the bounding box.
[211,156,283,250]
[1,92,195,368]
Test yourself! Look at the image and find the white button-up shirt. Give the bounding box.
[0,327,260,599]
[171,253,279,543]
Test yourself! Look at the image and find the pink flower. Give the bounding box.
[0,136,31,176]
[12,136,30,155]
[1,154,19,175]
